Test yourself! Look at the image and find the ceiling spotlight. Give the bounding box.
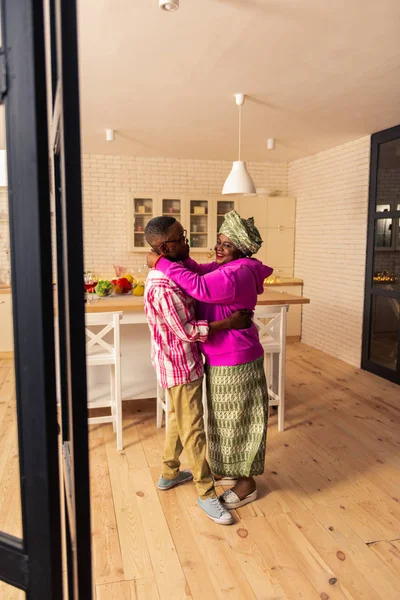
[159,0,179,11]
[267,138,275,150]
[105,129,115,142]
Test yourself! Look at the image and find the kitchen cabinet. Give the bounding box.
[239,195,296,277]
[0,292,13,352]
[128,193,296,273]
[185,195,239,252]
[128,192,237,253]
[128,193,186,251]
[186,196,213,251]
[267,197,296,229]
[215,198,238,239]
[265,196,296,277]
[238,195,268,226]
[161,196,186,223]
[265,228,295,271]
[128,193,158,251]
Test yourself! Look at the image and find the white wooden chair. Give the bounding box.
[86,311,123,450]
[157,382,208,434]
[254,305,288,432]
[156,384,170,429]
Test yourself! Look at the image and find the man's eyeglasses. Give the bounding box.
[161,229,188,245]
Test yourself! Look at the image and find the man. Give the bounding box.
[144,216,252,525]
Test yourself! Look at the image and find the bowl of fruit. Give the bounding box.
[111,273,134,294]
[95,279,114,297]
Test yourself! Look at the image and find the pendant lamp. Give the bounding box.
[222,93,256,196]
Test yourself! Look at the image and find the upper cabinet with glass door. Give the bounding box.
[215,199,238,239]
[129,194,156,251]
[161,197,185,224]
[187,197,213,251]
[128,193,186,251]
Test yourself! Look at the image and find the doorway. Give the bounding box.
[0,0,92,597]
[362,124,400,384]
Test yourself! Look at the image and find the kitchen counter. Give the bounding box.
[84,288,309,404]
[85,288,309,313]
[0,277,303,295]
[264,277,303,286]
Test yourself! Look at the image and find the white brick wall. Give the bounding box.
[288,136,371,367]
[0,155,287,281]
[0,142,376,372]
[81,154,288,276]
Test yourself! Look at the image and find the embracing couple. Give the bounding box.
[144,210,272,526]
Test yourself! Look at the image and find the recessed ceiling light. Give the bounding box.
[159,0,179,11]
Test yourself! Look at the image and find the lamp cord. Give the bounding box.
[238,104,242,161]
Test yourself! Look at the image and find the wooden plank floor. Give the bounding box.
[1,344,400,599]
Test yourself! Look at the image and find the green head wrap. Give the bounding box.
[219,210,263,256]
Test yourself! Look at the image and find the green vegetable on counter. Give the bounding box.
[95,279,113,297]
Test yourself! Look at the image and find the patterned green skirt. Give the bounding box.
[205,356,269,477]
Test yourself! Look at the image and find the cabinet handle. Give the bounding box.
[0,300,5,304]
[277,225,284,231]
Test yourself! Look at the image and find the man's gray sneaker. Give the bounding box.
[197,497,234,525]
[157,469,193,491]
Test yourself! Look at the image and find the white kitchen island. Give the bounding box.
[85,290,310,404]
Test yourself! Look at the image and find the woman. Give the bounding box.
[147,210,273,508]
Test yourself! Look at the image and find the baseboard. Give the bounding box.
[0,351,14,359]
[287,336,301,344]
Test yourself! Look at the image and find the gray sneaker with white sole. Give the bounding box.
[157,469,193,491]
[197,496,234,525]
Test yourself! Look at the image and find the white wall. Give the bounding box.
[288,136,371,367]
[81,154,288,276]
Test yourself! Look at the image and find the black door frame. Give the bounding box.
[0,0,92,597]
[362,123,400,384]
[51,0,92,596]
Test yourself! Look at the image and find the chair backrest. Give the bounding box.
[85,311,123,356]
[254,305,287,346]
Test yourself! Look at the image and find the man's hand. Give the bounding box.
[227,309,253,330]
[146,251,160,268]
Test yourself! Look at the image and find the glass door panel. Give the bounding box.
[375,216,394,249]
[0,111,21,542]
[373,218,399,288]
[133,197,154,248]
[216,200,235,236]
[369,296,399,370]
[189,200,209,249]
[162,198,182,219]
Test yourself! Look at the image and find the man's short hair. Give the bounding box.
[145,216,176,245]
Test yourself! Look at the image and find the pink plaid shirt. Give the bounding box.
[144,269,209,389]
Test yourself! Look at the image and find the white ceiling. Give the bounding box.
[77,0,400,162]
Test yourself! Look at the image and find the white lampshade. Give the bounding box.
[0,150,7,187]
[222,161,256,196]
